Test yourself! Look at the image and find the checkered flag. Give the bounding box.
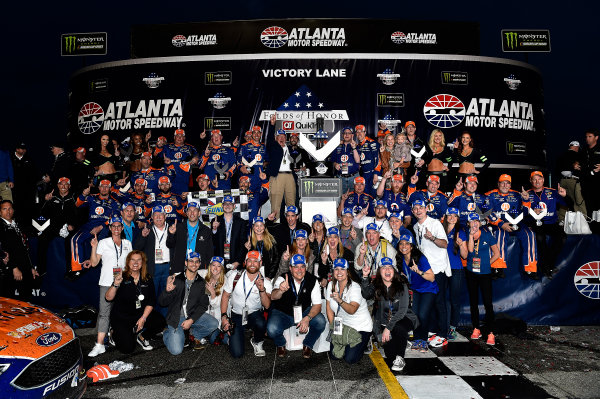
[188,189,249,227]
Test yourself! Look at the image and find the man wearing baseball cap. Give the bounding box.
[338,207,363,251]
[377,171,411,225]
[220,250,272,358]
[448,175,490,226]
[237,121,267,194]
[211,195,248,269]
[266,205,311,256]
[338,176,375,218]
[331,126,361,194]
[130,151,174,196]
[557,140,587,218]
[199,129,237,191]
[161,128,200,194]
[485,174,536,279]
[268,254,327,359]
[144,175,185,224]
[354,223,397,278]
[353,199,393,242]
[355,124,381,197]
[404,121,427,173]
[407,173,448,221]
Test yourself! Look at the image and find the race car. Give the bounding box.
[0,297,87,398]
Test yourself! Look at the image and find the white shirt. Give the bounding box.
[273,275,321,306]
[353,215,393,242]
[326,281,373,332]
[95,238,133,286]
[152,225,170,263]
[224,271,272,314]
[198,269,223,327]
[414,216,451,276]
[279,146,292,172]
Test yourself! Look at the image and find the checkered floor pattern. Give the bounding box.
[380,332,552,399]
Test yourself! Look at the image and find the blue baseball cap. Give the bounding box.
[286,205,298,215]
[468,213,481,221]
[342,207,354,216]
[389,212,402,219]
[399,232,414,244]
[121,202,135,210]
[446,207,459,215]
[152,205,164,214]
[187,201,200,210]
[327,227,339,236]
[210,256,224,265]
[187,252,200,260]
[380,257,394,268]
[109,215,123,225]
[294,229,307,239]
[374,200,387,208]
[291,254,306,266]
[312,214,324,223]
[342,126,353,134]
[276,129,286,136]
[223,195,234,203]
[412,200,426,208]
[366,223,379,232]
[333,258,348,269]
[253,216,264,225]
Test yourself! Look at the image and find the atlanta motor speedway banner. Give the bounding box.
[69,54,545,168]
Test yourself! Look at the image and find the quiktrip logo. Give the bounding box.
[504,74,521,90]
[172,34,217,47]
[377,69,400,85]
[390,31,437,45]
[78,102,104,134]
[423,94,466,128]
[143,73,164,89]
[261,26,347,48]
[574,261,600,299]
[208,93,231,109]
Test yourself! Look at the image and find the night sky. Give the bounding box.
[4,1,598,177]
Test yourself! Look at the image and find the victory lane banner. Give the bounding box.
[69,53,545,168]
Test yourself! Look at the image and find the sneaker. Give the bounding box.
[448,327,458,341]
[471,328,482,340]
[88,343,105,357]
[429,336,448,348]
[486,333,495,346]
[391,355,406,371]
[107,329,115,347]
[364,338,373,354]
[419,340,428,353]
[250,338,266,357]
[411,339,421,350]
[193,339,207,351]
[137,334,153,351]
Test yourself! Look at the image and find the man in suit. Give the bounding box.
[265,114,296,222]
[265,205,312,256]
[211,195,248,270]
[166,202,213,273]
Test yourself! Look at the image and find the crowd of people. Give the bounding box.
[0,117,598,372]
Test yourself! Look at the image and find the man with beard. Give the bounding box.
[162,129,199,194]
[145,176,184,224]
[354,223,397,277]
[338,176,374,218]
[352,200,393,242]
[238,125,267,194]
[377,171,411,226]
[199,129,237,191]
[408,174,449,221]
[128,152,173,196]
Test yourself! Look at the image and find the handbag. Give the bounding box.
[564,211,592,235]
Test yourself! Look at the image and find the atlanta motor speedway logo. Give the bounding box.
[78,102,104,134]
[172,34,217,47]
[423,94,466,128]
[260,26,347,48]
[574,261,600,299]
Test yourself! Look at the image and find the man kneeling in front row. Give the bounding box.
[267,254,326,358]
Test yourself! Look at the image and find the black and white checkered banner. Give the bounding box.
[188,189,249,227]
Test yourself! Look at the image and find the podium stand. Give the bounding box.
[298,177,342,228]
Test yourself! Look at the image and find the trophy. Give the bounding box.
[214,162,229,181]
[411,146,426,165]
[242,157,258,175]
[299,130,340,177]
[529,206,548,226]
[503,212,523,231]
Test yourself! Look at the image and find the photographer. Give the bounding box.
[220,250,272,358]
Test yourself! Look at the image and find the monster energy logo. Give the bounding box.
[64,35,77,54]
[508,143,514,152]
[206,73,215,83]
[378,94,387,105]
[303,180,315,195]
[443,73,451,83]
[206,118,214,129]
[504,32,518,50]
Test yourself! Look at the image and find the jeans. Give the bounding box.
[330,330,371,364]
[163,313,219,355]
[381,317,414,364]
[448,268,465,327]
[434,272,450,338]
[228,310,267,358]
[412,291,436,340]
[153,263,170,318]
[339,173,359,195]
[267,308,326,349]
[465,270,494,333]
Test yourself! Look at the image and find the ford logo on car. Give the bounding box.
[36,332,62,347]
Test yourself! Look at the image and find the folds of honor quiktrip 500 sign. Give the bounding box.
[61,32,107,56]
[501,30,551,52]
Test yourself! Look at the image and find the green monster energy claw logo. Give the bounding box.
[206,118,213,129]
[207,73,215,83]
[64,35,77,54]
[508,143,514,153]
[443,72,451,83]
[504,32,518,50]
[303,180,314,195]
[378,94,387,105]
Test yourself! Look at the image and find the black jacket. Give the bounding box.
[134,225,170,277]
[361,278,418,336]
[158,273,209,329]
[266,219,312,256]
[212,214,248,266]
[0,219,33,274]
[240,241,280,279]
[167,221,214,274]
[40,193,79,236]
[264,125,284,179]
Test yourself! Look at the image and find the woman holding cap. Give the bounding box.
[361,256,418,372]
[318,227,357,288]
[443,207,467,340]
[326,258,373,364]
[243,216,279,280]
[86,215,133,357]
[457,213,499,346]
[278,229,316,278]
[452,131,490,182]
[395,232,437,353]
[105,250,165,354]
